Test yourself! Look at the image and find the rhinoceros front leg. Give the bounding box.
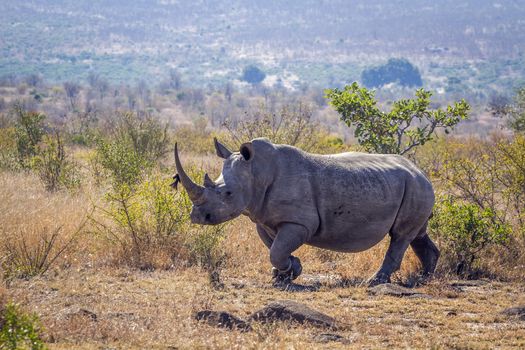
[256,224,274,249]
[269,223,308,284]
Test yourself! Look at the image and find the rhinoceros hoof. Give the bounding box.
[367,273,391,287]
[272,256,302,282]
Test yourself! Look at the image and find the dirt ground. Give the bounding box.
[2,172,524,349]
[7,265,525,349]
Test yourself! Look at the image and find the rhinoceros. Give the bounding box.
[173,138,439,286]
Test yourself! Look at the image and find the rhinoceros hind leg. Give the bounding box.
[410,233,440,276]
[368,235,412,286]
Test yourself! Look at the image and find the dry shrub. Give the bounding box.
[222,102,350,154]
[0,171,91,280]
[172,117,229,155]
[30,132,81,192]
[92,163,228,283]
[415,134,525,280]
[2,226,78,280]
[91,172,191,270]
[0,127,18,170]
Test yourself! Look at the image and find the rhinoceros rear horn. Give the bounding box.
[214,137,232,159]
[203,173,216,188]
[240,142,254,161]
[173,143,205,202]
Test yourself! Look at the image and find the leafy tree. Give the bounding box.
[241,65,266,85]
[13,104,46,167]
[326,82,470,155]
[361,58,422,88]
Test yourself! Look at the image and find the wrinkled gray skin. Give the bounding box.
[174,138,439,286]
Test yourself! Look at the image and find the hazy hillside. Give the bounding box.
[1,0,525,94]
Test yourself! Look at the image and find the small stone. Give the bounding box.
[66,308,97,322]
[450,280,488,287]
[249,300,337,329]
[368,283,431,298]
[108,312,136,320]
[501,306,525,320]
[313,333,348,343]
[231,282,245,289]
[272,281,320,292]
[195,310,251,332]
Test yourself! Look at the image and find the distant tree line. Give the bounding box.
[361,58,422,89]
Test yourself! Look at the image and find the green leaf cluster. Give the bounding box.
[0,303,45,350]
[430,196,511,275]
[13,105,46,168]
[31,133,80,192]
[326,82,470,154]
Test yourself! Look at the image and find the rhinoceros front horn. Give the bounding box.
[173,143,204,202]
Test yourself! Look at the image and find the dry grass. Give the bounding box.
[5,266,525,349]
[0,171,97,279]
[1,163,525,348]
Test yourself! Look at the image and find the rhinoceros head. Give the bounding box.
[174,138,255,225]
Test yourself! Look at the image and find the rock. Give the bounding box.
[368,283,431,298]
[66,308,97,322]
[231,281,245,289]
[501,306,525,320]
[313,333,350,344]
[194,310,251,332]
[272,280,320,292]
[249,300,337,329]
[108,312,136,320]
[301,273,343,286]
[450,280,488,287]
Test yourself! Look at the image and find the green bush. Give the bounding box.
[0,303,45,350]
[96,137,150,189]
[111,112,169,163]
[497,135,525,234]
[173,117,220,155]
[429,196,511,276]
[93,169,208,269]
[13,105,45,168]
[0,127,19,170]
[31,133,81,192]
[430,136,525,238]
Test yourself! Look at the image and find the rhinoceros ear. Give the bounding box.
[240,142,254,161]
[214,137,232,159]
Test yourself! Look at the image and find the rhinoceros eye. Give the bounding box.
[225,191,232,197]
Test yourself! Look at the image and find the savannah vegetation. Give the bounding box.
[0,71,524,348]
